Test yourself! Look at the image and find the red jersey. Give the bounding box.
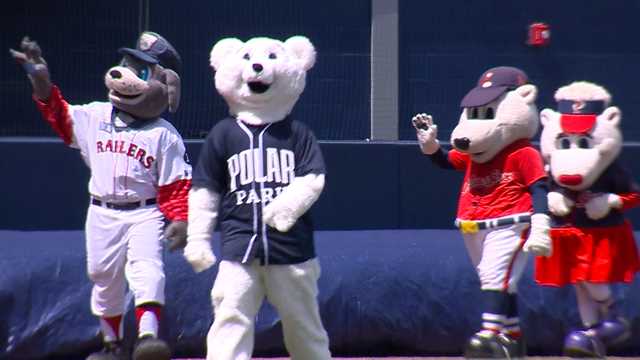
[450,139,546,220]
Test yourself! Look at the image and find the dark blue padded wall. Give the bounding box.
[2,229,639,359]
[1,0,371,140]
[399,0,640,141]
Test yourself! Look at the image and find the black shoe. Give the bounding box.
[464,332,510,359]
[132,335,171,360]
[86,341,128,360]
[497,333,526,359]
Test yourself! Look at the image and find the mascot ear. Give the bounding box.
[284,36,316,71]
[210,38,244,71]
[540,108,554,127]
[514,84,538,104]
[601,106,621,127]
[164,69,181,113]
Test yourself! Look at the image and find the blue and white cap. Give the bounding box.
[118,31,181,74]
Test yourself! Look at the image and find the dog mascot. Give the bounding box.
[170,36,332,360]
[11,32,190,360]
[412,66,552,359]
[535,81,640,358]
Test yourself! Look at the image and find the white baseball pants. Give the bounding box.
[206,258,331,360]
[85,203,165,317]
[462,223,529,293]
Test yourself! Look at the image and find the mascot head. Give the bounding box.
[540,81,622,191]
[104,31,181,119]
[451,66,539,163]
[209,36,316,125]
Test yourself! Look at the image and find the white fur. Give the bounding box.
[209,36,316,125]
[547,191,574,216]
[540,83,623,191]
[262,174,325,232]
[412,113,440,154]
[554,81,612,105]
[585,193,622,220]
[184,186,219,272]
[523,213,552,257]
[450,84,539,163]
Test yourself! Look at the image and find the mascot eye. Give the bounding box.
[577,136,592,149]
[138,67,151,81]
[269,53,277,59]
[243,53,250,60]
[556,137,572,149]
[485,107,495,119]
[467,108,479,119]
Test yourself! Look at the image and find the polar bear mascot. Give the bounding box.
[535,81,640,358]
[412,66,552,359]
[170,36,332,360]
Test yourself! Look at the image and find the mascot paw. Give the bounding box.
[523,214,552,257]
[183,239,217,273]
[547,191,573,216]
[263,202,297,232]
[164,220,187,251]
[585,193,620,220]
[411,113,440,155]
[272,212,297,232]
[524,240,552,257]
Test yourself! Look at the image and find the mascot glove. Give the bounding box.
[263,202,297,233]
[183,237,217,273]
[547,191,574,216]
[165,220,188,251]
[412,113,440,155]
[585,193,622,220]
[9,36,51,100]
[523,213,552,257]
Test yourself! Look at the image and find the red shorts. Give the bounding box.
[535,221,640,286]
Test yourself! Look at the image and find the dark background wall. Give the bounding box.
[1,0,371,140]
[399,1,640,141]
[4,1,640,141]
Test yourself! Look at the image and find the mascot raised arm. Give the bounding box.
[10,32,190,360]
[412,66,552,359]
[535,81,640,358]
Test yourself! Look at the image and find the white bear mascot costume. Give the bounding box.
[534,81,640,358]
[412,66,552,359]
[173,36,332,360]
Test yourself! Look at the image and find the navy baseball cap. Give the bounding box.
[118,31,181,74]
[460,66,528,107]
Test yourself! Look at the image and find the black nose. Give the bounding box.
[109,70,122,79]
[453,137,471,150]
[252,63,263,73]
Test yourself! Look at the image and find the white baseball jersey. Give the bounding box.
[35,85,191,220]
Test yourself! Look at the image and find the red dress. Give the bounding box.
[535,162,640,286]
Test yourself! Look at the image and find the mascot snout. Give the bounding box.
[105,65,149,97]
[558,174,582,186]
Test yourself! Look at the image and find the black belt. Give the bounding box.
[91,197,156,210]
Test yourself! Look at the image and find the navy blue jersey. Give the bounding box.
[550,161,639,228]
[193,116,326,265]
